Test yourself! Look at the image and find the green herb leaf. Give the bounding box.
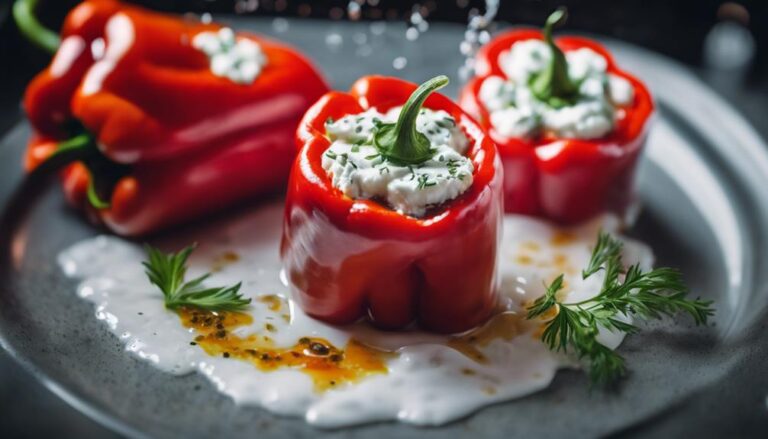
[526,231,714,386]
[142,244,251,312]
[529,7,580,107]
[373,75,448,165]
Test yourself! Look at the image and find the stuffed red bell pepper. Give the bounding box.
[281,75,503,333]
[460,8,653,224]
[18,0,328,235]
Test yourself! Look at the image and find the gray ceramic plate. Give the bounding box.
[1,18,768,439]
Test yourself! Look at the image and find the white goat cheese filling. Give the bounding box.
[479,39,635,140]
[193,27,267,85]
[322,107,474,217]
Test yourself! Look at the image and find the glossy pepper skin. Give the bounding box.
[281,76,504,334]
[460,30,654,224]
[23,0,328,235]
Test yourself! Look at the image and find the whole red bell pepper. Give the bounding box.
[459,9,653,224]
[281,75,503,334]
[20,0,328,235]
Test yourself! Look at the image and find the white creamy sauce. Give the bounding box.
[58,201,652,428]
[193,27,268,85]
[479,40,635,140]
[322,107,474,217]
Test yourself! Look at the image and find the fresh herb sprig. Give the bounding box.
[143,244,251,312]
[526,231,714,386]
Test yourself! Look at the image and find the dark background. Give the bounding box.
[0,1,766,438]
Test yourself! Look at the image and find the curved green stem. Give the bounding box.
[13,0,61,54]
[530,7,579,107]
[373,75,449,165]
[30,134,94,176]
[28,133,127,210]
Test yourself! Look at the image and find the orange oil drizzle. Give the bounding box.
[178,308,389,391]
[550,231,576,247]
[447,312,525,363]
[211,251,240,272]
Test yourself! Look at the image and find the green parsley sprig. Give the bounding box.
[143,244,251,312]
[526,231,714,386]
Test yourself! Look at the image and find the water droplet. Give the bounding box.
[353,32,368,45]
[406,27,419,41]
[356,45,373,57]
[201,13,213,24]
[370,21,387,36]
[234,0,259,14]
[272,17,289,33]
[703,21,755,70]
[458,0,499,79]
[479,30,491,44]
[393,56,408,70]
[326,32,344,49]
[348,1,362,21]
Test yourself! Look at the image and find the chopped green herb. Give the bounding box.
[142,244,250,312]
[416,174,437,189]
[447,159,459,177]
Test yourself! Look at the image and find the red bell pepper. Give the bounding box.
[460,9,653,224]
[280,75,503,334]
[20,0,328,235]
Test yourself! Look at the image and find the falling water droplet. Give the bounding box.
[200,13,213,24]
[370,21,387,36]
[459,0,499,80]
[326,32,344,50]
[406,27,420,41]
[393,56,408,70]
[272,17,289,33]
[234,0,259,14]
[353,32,368,45]
[356,45,373,57]
[348,1,362,21]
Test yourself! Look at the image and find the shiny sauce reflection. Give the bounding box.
[178,308,389,391]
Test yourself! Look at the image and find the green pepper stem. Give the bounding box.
[28,133,120,210]
[530,7,579,106]
[30,134,94,176]
[373,75,449,165]
[13,0,61,54]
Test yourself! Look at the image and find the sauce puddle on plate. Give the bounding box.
[58,200,652,427]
